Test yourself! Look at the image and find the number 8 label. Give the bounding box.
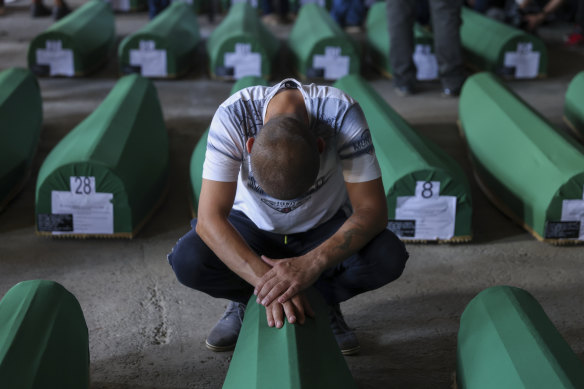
[70,176,96,195]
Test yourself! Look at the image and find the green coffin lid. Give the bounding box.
[335,74,472,242]
[27,0,115,77]
[223,289,356,389]
[207,2,280,80]
[0,280,89,389]
[35,74,169,238]
[564,71,584,140]
[0,68,42,212]
[461,7,547,79]
[459,72,584,244]
[288,3,360,80]
[189,76,269,215]
[366,2,436,80]
[118,2,201,78]
[457,286,584,389]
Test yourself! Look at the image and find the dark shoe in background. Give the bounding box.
[31,2,51,17]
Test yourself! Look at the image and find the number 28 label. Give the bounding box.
[70,176,96,195]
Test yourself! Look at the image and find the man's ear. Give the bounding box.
[317,137,325,153]
[246,137,255,153]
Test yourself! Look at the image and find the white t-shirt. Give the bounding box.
[203,78,381,234]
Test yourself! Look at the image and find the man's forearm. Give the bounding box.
[196,216,270,286]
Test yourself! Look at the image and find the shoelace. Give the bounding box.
[220,301,246,324]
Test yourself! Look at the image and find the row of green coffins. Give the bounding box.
[460,72,584,244]
[366,3,547,80]
[34,73,169,238]
[26,1,360,80]
[0,280,89,388]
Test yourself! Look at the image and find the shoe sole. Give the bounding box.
[205,339,236,352]
[340,345,361,356]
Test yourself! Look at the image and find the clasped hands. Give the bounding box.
[254,254,322,329]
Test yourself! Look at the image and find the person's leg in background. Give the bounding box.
[429,0,466,96]
[386,0,417,96]
[566,0,584,45]
[330,0,350,27]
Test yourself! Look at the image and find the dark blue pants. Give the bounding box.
[168,210,408,305]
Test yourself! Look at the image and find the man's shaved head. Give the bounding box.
[250,115,320,200]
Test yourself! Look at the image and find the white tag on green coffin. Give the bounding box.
[561,186,584,240]
[130,40,168,77]
[36,40,74,77]
[224,43,262,79]
[312,46,350,80]
[51,176,114,235]
[413,44,438,81]
[394,181,456,240]
[504,42,540,79]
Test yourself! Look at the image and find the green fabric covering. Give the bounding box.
[0,68,42,212]
[223,289,356,389]
[35,74,169,237]
[0,280,89,389]
[366,2,435,78]
[189,76,269,214]
[459,72,584,243]
[461,7,547,78]
[27,0,115,77]
[288,3,360,80]
[457,286,584,389]
[564,71,584,139]
[118,2,201,78]
[335,74,472,241]
[206,2,280,80]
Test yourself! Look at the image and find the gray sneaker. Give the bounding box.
[205,301,246,352]
[329,303,360,356]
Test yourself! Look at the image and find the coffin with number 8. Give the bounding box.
[334,74,473,242]
[461,7,547,79]
[118,2,201,79]
[27,0,115,77]
[289,3,360,81]
[459,72,584,244]
[35,74,169,238]
[207,2,280,80]
[0,68,43,212]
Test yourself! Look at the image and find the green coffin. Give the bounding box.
[27,0,115,77]
[366,2,437,80]
[35,74,169,238]
[335,74,472,242]
[107,0,146,12]
[457,286,584,389]
[0,68,43,212]
[189,76,269,215]
[459,72,584,244]
[118,2,201,78]
[564,71,584,140]
[207,2,280,80]
[461,7,547,79]
[289,3,360,80]
[0,280,89,389]
[223,289,356,389]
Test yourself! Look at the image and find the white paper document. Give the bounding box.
[561,185,584,240]
[224,43,262,79]
[413,44,438,81]
[130,40,168,77]
[504,42,540,79]
[36,40,74,77]
[394,181,457,240]
[312,46,350,80]
[51,176,114,235]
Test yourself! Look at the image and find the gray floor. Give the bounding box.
[1,2,584,388]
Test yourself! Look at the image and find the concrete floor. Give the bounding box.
[1,2,584,388]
